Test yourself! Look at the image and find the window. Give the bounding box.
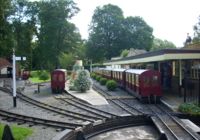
[53,74,57,81]
[152,76,159,86]
[132,74,135,84]
[58,74,64,82]
[135,75,139,86]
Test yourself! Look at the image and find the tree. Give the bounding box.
[150,38,176,51]
[86,4,153,63]
[0,0,14,57]
[87,4,124,62]
[193,15,200,43]
[122,16,153,51]
[37,0,80,70]
[120,49,129,57]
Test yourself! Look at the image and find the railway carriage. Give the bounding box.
[125,69,161,102]
[112,68,126,87]
[93,67,162,103]
[51,69,67,93]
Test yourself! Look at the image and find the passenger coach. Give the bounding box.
[93,68,162,103]
[125,69,161,101]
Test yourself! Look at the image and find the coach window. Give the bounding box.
[132,74,134,84]
[152,76,159,85]
[129,73,131,83]
[58,74,63,82]
[136,75,139,86]
[143,77,150,86]
[53,74,57,81]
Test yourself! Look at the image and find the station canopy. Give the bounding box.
[104,49,200,65]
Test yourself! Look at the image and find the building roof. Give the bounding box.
[0,58,12,69]
[104,49,200,65]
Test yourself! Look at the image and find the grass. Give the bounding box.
[29,70,50,83]
[0,124,33,140]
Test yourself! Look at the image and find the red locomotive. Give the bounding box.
[51,69,67,93]
[94,68,162,102]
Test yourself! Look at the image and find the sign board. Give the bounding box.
[15,56,26,61]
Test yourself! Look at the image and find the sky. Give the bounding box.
[70,0,200,47]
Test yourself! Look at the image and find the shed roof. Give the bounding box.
[0,58,12,69]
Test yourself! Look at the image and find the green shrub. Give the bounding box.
[178,103,200,115]
[96,75,101,81]
[91,73,96,79]
[100,78,107,85]
[39,71,49,81]
[106,80,117,91]
[74,70,93,92]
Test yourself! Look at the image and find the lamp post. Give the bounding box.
[12,49,17,107]
[12,49,26,107]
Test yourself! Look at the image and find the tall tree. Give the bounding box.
[150,38,176,51]
[87,4,124,62]
[37,0,80,70]
[0,0,13,57]
[122,16,153,51]
[87,4,153,62]
[9,0,38,70]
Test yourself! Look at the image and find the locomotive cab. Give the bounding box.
[51,69,67,93]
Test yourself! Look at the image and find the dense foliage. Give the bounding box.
[193,15,200,43]
[150,38,176,51]
[74,70,92,92]
[179,103,200,115]
[86,4,153,62]
[0,0,83,71]
[100,77,107,85]
[106,80,117,91]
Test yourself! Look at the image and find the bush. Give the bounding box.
[100,78,107,85]
[178,103,200,115]
[95,75,101,81]
[39,71,49,81]
[91,73,96,79]
[106,80,117,91]
[74,70,93,92]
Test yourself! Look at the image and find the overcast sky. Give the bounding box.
[70,0,200,47]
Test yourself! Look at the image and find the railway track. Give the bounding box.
[0,108,87,130]
[55,90,119,119]
[92,83,146,116]
[149,105,200,140]
[0,87,103,123]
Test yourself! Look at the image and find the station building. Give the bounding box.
[0,58,12,78]
[103,43,200,103]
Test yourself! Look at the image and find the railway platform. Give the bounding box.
[160,91,184,111]
[65,84,109,106]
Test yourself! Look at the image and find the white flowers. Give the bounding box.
[74,70,93,92]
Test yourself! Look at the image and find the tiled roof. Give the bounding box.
[0,58,12,69]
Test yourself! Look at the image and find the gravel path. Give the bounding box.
[0,80,72,140]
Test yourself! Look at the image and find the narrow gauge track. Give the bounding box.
[55,90,119,119]
[0,87,102,123]
[0,108,86,130]
[149,105,200,140]
[92,83,146,116]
